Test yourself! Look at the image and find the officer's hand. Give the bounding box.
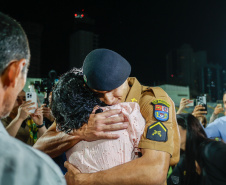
[17,101,36,120]
[213,105,224,115]
[192,105,207,117]
[64,161,84,185]
[69,108,128,141]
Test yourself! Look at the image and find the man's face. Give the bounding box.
[91,80,130,105]
[1,69,27,118]
[223,94,226,110]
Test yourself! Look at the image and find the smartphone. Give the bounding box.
[26,92,37,113]
[196,95,207,114]
[216,100,223,108]
[217,104,222,108]
[186,100,194,106]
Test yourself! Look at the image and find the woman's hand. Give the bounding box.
[192,105,207,117]
[177,98,190,114]
[17,101,36,121]
[31,108,43,126]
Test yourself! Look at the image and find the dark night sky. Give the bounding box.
[1,0,226,85]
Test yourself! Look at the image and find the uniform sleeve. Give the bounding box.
[121,102,146,148]
[138,91,180,165]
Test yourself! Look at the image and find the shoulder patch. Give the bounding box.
[146,122,168,142]
[151,99,170,122]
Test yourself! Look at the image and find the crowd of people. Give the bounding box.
[0,11,226,185]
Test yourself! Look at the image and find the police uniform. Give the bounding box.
[83,48,180,165]
[125,77,180,165]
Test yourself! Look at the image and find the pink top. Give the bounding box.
[66,102,145,173]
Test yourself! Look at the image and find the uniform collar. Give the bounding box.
[125,77,142,103]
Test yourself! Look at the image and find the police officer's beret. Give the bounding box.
[83,48,131,91]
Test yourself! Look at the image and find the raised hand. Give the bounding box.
[17,101,36,120]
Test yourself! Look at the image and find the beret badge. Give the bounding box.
[83,75,87,83]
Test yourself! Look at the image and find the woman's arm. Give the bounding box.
[6,116,24,137]
[6,101,35,137]
[33,122,80,158]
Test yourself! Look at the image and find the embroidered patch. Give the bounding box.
[146,122,168,142]
[152,99,170,121]
[151,99,171,107]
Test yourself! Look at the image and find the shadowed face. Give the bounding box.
[11,90,26,115]
[91,80,130,105]
[223,94,226,110]
[179,125,186,151]
[1,69,27,118]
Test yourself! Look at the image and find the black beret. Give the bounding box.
[83,48,131,91]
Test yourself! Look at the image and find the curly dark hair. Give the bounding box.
[51,68,106,133]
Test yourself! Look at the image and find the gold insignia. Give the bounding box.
[83,75,87,83]
[152,130,162,137]
[131,98,137,102]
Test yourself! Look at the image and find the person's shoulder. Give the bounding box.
[0,133,66,184]
[140,86,173,106]
[201,140,226,161]
[207,116,226,127]
[110,102,141,115]
[217,115,226,121]
[119,102,140,108]
[141,86,170,98]
[0,133,49,166]
[204,140,226,150]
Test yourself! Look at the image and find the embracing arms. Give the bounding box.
[65,148,170,185]
[33,109,128,158]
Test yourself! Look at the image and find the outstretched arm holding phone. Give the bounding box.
[209,105,224,123]
[6,101,36,137]
[177,98,190,114]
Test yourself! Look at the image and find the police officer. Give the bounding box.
[34,48,180,185]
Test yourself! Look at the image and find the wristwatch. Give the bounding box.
[36,123,45,128]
